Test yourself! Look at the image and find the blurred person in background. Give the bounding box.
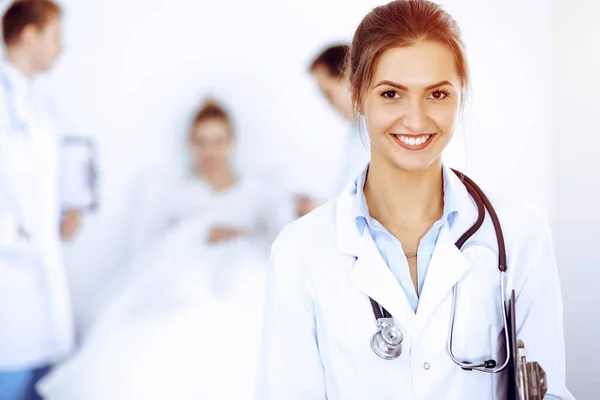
[296,44,370,217]
[0,1,82,399]
[36,98,294,400]
[128,98,295,255]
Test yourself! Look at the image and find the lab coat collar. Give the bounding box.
[415,166,477,334]
[442,164,476,233]
[337,163,478,337]
[413,222,470,335]
[336,163,474,255]
[351,163,461,235]
[336,166,366,257]
[349,226,417,334]
[0,58,32,95]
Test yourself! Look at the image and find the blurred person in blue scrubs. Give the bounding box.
[0,1,82,399]
[296,44,370,217]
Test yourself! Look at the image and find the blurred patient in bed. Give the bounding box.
[130,98,294,255]
[35,99,295,400]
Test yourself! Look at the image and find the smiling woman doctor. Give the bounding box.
[255,1,573,399]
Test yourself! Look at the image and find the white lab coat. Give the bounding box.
[0,60,74,369]
[256,165,573,399]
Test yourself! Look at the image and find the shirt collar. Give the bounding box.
[353,164,460,234]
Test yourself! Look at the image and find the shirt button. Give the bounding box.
[423,363,431,370]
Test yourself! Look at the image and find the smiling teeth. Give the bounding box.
[395,134,431,146]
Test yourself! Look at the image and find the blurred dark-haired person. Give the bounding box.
[0,1,82,399]
[296,44,370,217]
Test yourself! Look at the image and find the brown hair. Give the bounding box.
[309,44,350,79]
[189,98,233,141]
[2,0,62,46]
[348,0,469,113]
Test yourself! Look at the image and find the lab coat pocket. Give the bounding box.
[0,255,48,345]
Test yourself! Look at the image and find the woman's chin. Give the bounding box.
[388,155,440,173]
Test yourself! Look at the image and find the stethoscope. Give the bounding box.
[370,169,511,374]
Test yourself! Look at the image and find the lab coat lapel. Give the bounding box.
[349,229,417,336]
[414,213,472,336]
[413,166,482,335]
[337,164,480,339]
[337,180,416,335]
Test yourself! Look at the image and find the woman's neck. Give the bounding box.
[364,156,444,230]
[199,168,236,191]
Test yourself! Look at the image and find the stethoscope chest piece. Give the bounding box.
[371,318,403,360]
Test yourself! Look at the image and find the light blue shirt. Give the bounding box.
[352,165,459,313]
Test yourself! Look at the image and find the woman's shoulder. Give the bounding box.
[448,168,549,237]
[481,190,553,255]
[480,191,560,298]
[485,190,550,231]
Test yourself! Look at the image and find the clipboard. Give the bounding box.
[59,135,99,213]
[505,289,548,400]
[506,289,519,400]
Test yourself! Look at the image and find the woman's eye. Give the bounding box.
[381,90,398,99]
[429,90,448,100]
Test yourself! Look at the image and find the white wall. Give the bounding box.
[47,0,383,327]
[552,0,600,398]
[42,0,589,391]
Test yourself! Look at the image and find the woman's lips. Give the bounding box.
[391,133,435,151]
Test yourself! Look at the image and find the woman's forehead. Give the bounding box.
[371,42,460,89]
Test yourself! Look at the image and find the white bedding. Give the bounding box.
[38,215,270,400]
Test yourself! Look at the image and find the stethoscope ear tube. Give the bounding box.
[451,169,507,272]
[369,297,391,320]
[448,169,511,373]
